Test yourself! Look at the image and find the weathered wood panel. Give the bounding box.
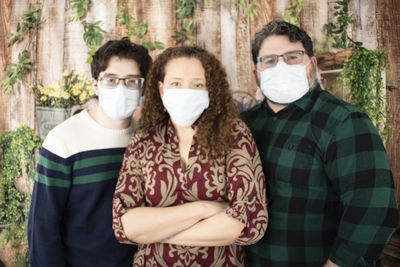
[377,0,400,262]
[300,0,329,47]
[134,0,177,59]
[37,0,66,86]
[220,0,239,91]
[195,0,221,58]
[272,0,289,20]
[249,0,273,95]
[0,0,13,131]
[235,4,252,93]
[351,0,378,49]
[9,1,36,131]
[62,11,88,73]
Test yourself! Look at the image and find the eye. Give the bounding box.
[286,54,300,60]
[261,56,276,65]
[105,77,117,84]
[126,79,139,85]
[194,83,204,88]
[170,81,181,87]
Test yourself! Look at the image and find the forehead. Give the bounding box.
[102,56,141,76]
[164,57,205,79]
[258,35,305,56]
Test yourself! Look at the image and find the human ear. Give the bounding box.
[311,56,318,69]
[92,78,100,97]
[253,69,261,87]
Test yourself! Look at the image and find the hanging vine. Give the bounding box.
[340,49,392,144]
[284,0,304,27]
[2,4,42,93]
[172,0,259,46]
[117,1,164,51]
[68,0,107,63]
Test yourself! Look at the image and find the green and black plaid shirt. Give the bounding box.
[241,84,398,267]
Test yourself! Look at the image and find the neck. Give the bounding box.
[267,99,287,113]
[89,104,131,130]
[171,120,195,141]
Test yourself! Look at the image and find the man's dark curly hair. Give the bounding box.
[251,20,314,65]
[140,46,239,157]
[90,37,152,81]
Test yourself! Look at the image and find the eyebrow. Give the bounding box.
[102,73,141,78]
[169,77,205,80]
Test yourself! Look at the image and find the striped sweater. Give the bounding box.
[28,109,137,267]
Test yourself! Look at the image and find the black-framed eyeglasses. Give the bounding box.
[98,76,144,89]
[257,50,306,70]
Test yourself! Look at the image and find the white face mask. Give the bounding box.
[162,88,209,127]
[260,61,311,104]
[99,84,141,120]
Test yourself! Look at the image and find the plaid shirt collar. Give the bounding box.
[261,83,323,115]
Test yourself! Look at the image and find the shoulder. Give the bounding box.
[229,118,255,143]
[43,110,135,158]
[316,90,367,121]
[311,90,373,134]
[41,111,86,158]
[240,102,264,123]
[127,121,167,150]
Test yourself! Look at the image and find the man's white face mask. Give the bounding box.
[259,60,311,104]
[99,84,141,120]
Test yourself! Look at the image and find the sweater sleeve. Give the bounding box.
[225,119,268,245]
[28,146,72,267]
[325,112,398,266]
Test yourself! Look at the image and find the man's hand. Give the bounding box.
[323,259,339,267]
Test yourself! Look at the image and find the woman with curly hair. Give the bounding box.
[112,46,268,266]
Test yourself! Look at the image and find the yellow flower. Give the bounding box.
[62,92,70,99]
[40,96,47,101]
[71,85,80,96]
[79,91,87,101]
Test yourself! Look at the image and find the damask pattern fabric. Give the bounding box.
[241,84,398,267]
[112,118,268,266]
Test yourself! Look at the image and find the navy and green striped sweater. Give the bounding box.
[28,109,137,267]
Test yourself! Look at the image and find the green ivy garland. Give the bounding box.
[68,0,107,64]
[2,4,42,93]
[340,49,392,144]
[172,0,259,46]
[0,126,42,265]
[117,2,164,51]
[284,0,304,27]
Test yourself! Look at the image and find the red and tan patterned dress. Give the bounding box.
[112,118,268,267]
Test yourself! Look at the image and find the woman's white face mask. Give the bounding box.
[99,84,141,120]
[259,60,311,104]
[161,88,209,127]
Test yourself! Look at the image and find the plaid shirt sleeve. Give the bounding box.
[324,111,398,266]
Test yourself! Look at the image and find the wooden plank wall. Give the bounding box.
[377,0,400,263]
[1,0,387,130]
[0,0,399,261]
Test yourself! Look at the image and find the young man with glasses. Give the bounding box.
[242,20,398,267]
[28,37,152,267]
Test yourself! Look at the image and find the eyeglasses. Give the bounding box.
[98,76,144,89]
[257,50,306,70]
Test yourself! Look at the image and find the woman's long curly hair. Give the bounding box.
[140,46,239,157]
